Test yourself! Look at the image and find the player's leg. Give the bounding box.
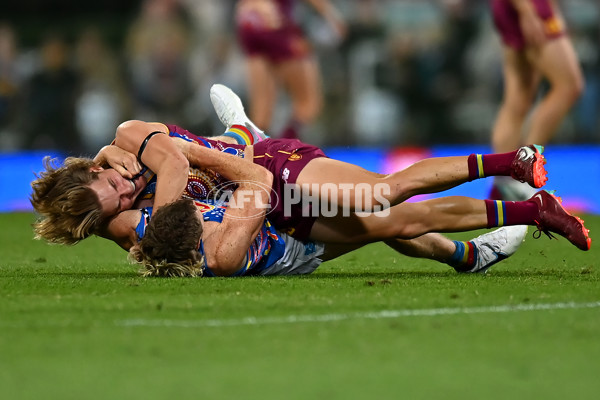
[296,146,547,210]
[383,234,455,263]
[211,84,269,144]
[245,56,278,131]
[384,225,528,274]
[297,156,469,209]
[210,82,547,209]
[308,191,590,250]
[274,56,323,139]
[309,197,491,243]
[319,234,460,266]
[319,243,365,262]
[315,216,528,273]
[524,36,584,146]
[491,46,540,154]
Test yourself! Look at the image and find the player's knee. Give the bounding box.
[294,100,322,123]
[504,96,533,119]
[554,75,585,106]
[392,223,424,240]
[569,75,585,103]
[381,177,414,204]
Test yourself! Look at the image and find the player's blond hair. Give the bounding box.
[129,199,205,277]
[30,156,103,245]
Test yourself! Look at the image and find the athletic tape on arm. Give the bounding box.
[137,131,163,163]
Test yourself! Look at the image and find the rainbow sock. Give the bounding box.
[223,124,258,145]
[449,240,478,270]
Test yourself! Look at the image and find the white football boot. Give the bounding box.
[455,225,528,274]
[210,83,268,141]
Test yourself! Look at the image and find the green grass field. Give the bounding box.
[1,212,599,400]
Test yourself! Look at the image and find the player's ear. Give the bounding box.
[90,166,104,173]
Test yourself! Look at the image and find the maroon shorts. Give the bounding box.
[237,25,311,63]
[253,139,326,240]
[491,0,564,49]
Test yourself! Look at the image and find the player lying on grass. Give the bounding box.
[82,132,531,275]
[30,127,530,275]
[32,83,554,245]
[127,147,528,276]
[122,84,592,253]
[126,138,579,277]
[30,85,591,268]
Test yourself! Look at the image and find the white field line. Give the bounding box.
[116,301,600,329]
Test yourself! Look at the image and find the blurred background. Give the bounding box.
[0,0,599,211]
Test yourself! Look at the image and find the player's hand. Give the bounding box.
[93,145,141,179]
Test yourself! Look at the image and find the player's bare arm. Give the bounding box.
[174,137,256,182]
[201,151,273,276]
[114,120,189,212]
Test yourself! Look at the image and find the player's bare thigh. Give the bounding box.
[525,36,584,93]
[296,157,392,210]
[309,203,422,244]
[502,46,540,107]
[320,242,365,262]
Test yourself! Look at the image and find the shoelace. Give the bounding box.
[532,219,557,240]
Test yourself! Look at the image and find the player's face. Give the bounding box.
[88,168,146,217]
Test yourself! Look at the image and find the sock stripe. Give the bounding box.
[449,240,479,270]
[462,241,477,266]
[476,154,484,178]
[485,199,509,228]
[461,242,469,264]
[449,241,465,266]
[495,200,505,226]
[468,241,478,266]
[222,131,246,145]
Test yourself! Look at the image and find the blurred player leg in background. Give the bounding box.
[490,0,584,200]
[235,0,346,141]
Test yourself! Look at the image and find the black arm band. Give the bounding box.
[137,131,163,162]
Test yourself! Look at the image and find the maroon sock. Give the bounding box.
[484,199,539,228]
[468,150,518,181]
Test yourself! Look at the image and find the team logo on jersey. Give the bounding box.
[192,200,216,213]
[186,167,223,199]
[288,153,302,161]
